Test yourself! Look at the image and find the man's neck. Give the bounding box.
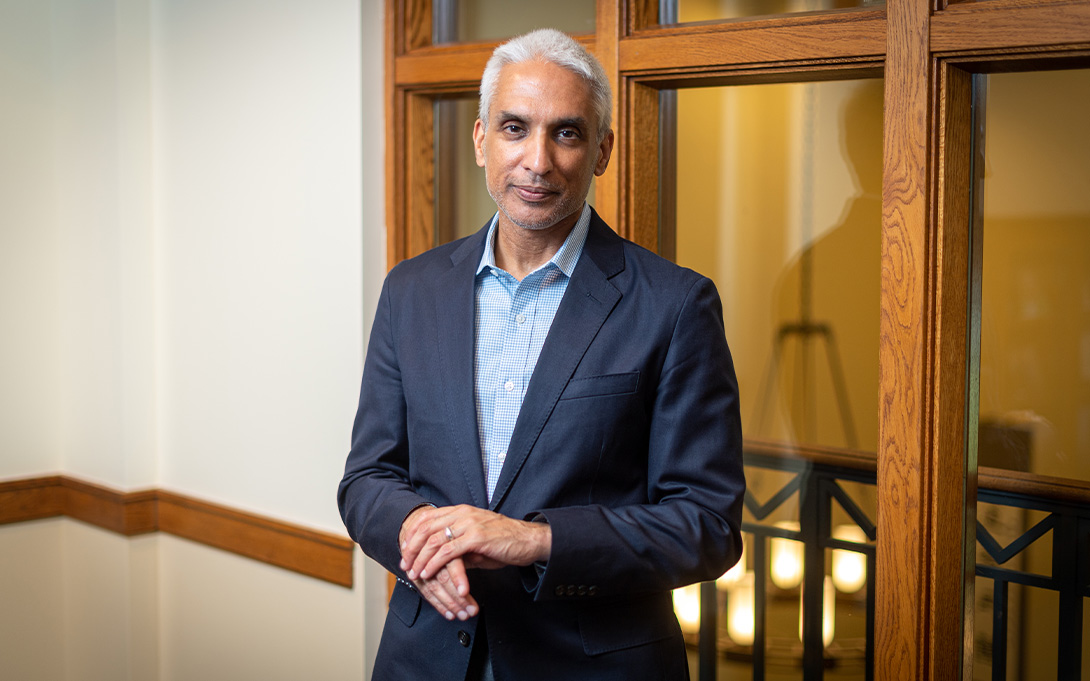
[493,211,580,281]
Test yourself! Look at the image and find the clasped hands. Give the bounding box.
[398,504,551,622]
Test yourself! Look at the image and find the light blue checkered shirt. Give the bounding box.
[474,204,591,501]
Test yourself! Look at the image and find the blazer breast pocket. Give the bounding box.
[558,371,640,401]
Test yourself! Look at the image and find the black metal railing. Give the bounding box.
[976,475,1090,681]
[689,441,878,681]
[687,445,1090,681]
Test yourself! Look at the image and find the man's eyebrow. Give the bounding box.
[495,110,528,124]
[554,117,589,131]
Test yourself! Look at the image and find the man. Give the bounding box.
[339,28,744,680]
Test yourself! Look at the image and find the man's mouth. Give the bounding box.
[513,184,557,202]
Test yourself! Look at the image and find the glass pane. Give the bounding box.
[978,69,1090,485]
[435,98,494,243]
[677,80,882,453]
[672,78,883,679]
[432,0,594,45]
[972,67,1090,681]
[434,97,596,247]
[670,0,881,24]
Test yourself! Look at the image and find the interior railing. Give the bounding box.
[684,439,1090,681]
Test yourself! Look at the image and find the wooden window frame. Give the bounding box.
[382,0,1090,677]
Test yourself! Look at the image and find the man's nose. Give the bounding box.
[522,131,553,176]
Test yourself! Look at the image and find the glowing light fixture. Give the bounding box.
[831,524,868,593]
[672,583,702,634]
[716,538,746,590]
[798,576,836,647]
[726,571,756,646]
[770,520,803,589]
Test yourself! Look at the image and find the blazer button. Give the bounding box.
[577,585,587,596]
[458,630,471,647]
[555,585,565,597]
[588,585,598,597]
[566,585,576,596]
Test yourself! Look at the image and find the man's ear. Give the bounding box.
[594,130,615,177]
[473,119,487,168]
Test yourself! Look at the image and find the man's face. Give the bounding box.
[474,60,613,233]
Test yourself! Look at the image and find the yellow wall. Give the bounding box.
[979,69,1090,483]
[676,79,883,454]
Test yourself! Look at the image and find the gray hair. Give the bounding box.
[478,28,612,143]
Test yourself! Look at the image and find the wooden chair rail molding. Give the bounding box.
[0,476,355,588]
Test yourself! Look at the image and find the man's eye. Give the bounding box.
[558,129,579,139]
[503,125,523,134]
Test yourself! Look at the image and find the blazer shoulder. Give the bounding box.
[385,227,486,284]
[616,237,712,296]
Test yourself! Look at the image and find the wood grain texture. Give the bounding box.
[158,491,354,588]
[406,93,435,260]
[62,477,157,535]
[0,475,65,523]
[932,63,976,681]
[932,0,1090,53]
[619,10,886,72]
[594,0,623,230]
[978,467,1090,506]
[395,35,597,88]
[624,81,660,251]
[386,0,402,269]
[877,0,935,677]
[0,477,354,588]
[404,0,430,52]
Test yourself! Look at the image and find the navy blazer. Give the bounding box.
[339,210,744,680]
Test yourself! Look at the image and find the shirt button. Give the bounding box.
[516,313,526,324]
[504,380,514,392]
[498,451,506,462]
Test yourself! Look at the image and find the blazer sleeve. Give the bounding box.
[337,274,430,575]
[529,275,745,600]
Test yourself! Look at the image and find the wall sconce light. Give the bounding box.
[831,524,868,593]
[798,575,836,647]
[716,537,746,591]
[726,571,756,646]
[672,583,702,634]
[770,520,803,589]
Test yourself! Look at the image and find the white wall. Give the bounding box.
[0,0,386,677]
[0,0,62,477]
[152,0,367,533]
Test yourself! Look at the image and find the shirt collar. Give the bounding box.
[476,203,592,278]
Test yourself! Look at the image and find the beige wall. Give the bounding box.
[0,0,386,678]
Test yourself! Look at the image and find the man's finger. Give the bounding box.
[434,565,477,619]
[408,528,451,580]
[413,559,478,621]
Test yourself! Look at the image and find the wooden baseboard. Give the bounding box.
[0,476,354,588]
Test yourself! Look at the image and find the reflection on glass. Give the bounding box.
[978,69,1090,483]
[435,98,494,243]
[673,78,882,680]
[676,80,882,452]
[434,97,597,247]
[432,0,594,45]
[974,68,1090,681]
[671,0,880,23]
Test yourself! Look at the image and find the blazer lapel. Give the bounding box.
[489,214,625,511]
[434,226,490,508]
